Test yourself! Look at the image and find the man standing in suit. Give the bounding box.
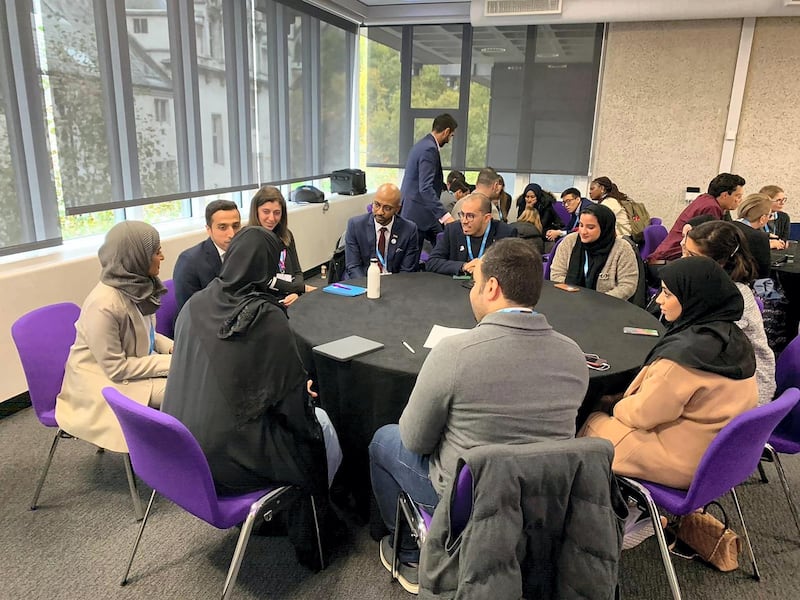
[426,193,517,276]
[400,113,458,245]
[173,200,241,311]
[344,183,420,279]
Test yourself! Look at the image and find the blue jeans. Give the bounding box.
[369,424,439,562]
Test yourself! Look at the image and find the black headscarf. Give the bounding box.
[188,226,307,425]
[644,256,755,379]
[565,203,617,290]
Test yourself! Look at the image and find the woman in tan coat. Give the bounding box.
[580,257,758,489]
[55,221,172,453]
[550,203,639,300]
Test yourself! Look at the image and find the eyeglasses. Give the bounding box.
[560,197,578,205]
[458,211,479,222]
[774,197,788,205]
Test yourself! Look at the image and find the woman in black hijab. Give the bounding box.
[162,226,341,570]
[580,257,757,489]
[515,183,564,232]
[549,204,639,300]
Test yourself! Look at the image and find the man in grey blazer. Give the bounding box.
[368,238,589,593]
[173,200,241,311]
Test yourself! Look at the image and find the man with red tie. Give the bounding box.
[344,183,420,280]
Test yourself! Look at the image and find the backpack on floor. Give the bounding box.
[619,198,651,243]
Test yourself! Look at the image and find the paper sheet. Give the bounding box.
[423,324,470,349]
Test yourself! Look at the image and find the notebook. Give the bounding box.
[322,283,367,297]
[313,335,385,362]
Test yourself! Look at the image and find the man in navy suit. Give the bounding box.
[344,183,420,279]
[173,200,241,311]
[426,194,517,276]
[400,113,458,246]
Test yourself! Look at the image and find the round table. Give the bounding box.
[770,249,800,350]
[290,272,664,516]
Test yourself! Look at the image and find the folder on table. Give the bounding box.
[313,335,384,362]
[322,283,367,297]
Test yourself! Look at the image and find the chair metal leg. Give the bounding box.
[392,494,403,581]
[121,490,157,586]
[764,444,800,539]
[310,495,325,571]
[757,461,769,484]
[221,486,294,600]
[123,454,144,521]
[618,477,683,600]
[30,429,63,510]
[729,487,760,581]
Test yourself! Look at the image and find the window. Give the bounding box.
[320,23,351,174]
[212,113,224,165]
[154,98,169,123]
[133,18,148,34]
[360,28,401,167]
[286,11,306,178]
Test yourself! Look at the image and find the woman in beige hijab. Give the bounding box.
[56,221,172,453]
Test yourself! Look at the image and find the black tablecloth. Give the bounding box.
[289,272,663,514]
[771,250,800,345]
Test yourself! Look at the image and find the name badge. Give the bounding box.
[276,273,293,282]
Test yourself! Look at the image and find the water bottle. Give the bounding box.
[367,258,381,299]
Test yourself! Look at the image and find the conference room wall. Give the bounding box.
[592,19,742,228]
[0,193,372,403]
[732,17,800,211]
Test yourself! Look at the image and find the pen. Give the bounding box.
[402,341,416,354]
[331,283,350,289]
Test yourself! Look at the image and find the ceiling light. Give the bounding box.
[480,47,507,55]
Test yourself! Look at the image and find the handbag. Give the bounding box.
[675,501,742,572]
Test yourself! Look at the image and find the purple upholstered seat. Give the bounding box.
[543,234,565,280]
[640,224,668,260]
[619,388,800,600]
[12,302,143,518]
[155,278,177,339]
[102,387,323,599]
[649,217,663,226]
[553,201,571,229]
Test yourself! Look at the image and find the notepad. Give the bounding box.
[322,283,367,297]
[423,324,470,349]
[313,335,385,361]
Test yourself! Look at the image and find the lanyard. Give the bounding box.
[148,319,155,355]
[498,308,538,315]
[278,249,287,273]
[496,203,503,220]
[583,253,589,278]
[466,224,491,261]
[375,231,388,271]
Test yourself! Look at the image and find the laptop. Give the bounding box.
[312,335,384,362]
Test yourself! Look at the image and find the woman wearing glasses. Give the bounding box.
[549,204,639,300]
[760,185,790,248]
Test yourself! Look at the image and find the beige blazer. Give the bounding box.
[55,283,171,453]
[599,197,631,238]
[549,233,639,300]
[580,358,757,489]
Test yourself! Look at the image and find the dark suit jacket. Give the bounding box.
[173,238,222,312]
[426,220,518,276]
[400,133,446,232]
[344,214,420,279]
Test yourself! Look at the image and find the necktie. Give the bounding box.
[378,227,387,272]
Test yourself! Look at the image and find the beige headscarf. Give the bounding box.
[98,221,166,315]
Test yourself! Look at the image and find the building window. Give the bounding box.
[212,114,224,165]
[154,98,169,123]
[133,18,148,34]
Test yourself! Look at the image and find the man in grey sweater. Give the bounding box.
[369,238,589,594]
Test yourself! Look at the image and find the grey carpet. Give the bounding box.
[2,406,800,599]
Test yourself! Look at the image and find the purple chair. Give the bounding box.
[392,461,473,583]
[155,279,177,339]
[553,201,570,229]
[649,217,663,226]
[366,203,373,214]
[775,334,800,396]
[11,303,142,518]
[640,224,668,260]
[543,234,565,281]
[618,388,800,600]
[102,387,324,599]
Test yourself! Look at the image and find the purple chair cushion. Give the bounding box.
[775,335,800,396]
[155,279,177,339]
[553,202,570,229]
[102,387,276,529]
[637,389,799,515]
[11,303,80,428]
[640,225,668,260]
[419,462,473,537]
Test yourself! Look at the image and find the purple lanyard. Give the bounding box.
[278,249,287,273]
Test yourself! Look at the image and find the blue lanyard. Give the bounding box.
[375,231,388,271]
[148,319,155,355]
[466,224,492,260]
[583,253,589,278]
[278,249,287,273]
[496,203,503,220]
[498,308,538,315]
